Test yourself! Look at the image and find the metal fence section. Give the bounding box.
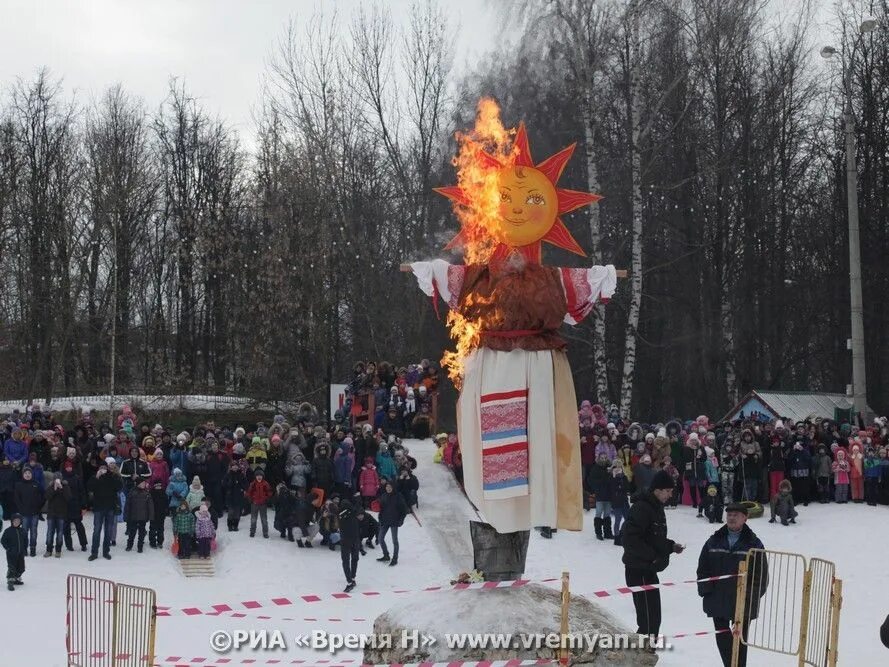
[66,574,156,667]
[733,550,842,667]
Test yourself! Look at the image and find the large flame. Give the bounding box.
[441,99,515,388]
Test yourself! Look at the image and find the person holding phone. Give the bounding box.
[621,470,684,640]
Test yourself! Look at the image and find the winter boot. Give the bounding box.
[389,558,398,566]
[613,530,622,547]
[54,550,61,558]
[540,526,553,539]
[594,517,603,540]
[43,551,52,558]
[781,518,789,526]
[29,547,35,557]
[377,555,390,562]
[603,517,613,540]
[365,538,375,549]
[7,581,13,592]
[297,540,305,548]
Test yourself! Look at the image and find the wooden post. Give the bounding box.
[398,263,628,277]
[797,568,813,667]
[827,578,843,667]
[560,571,570,666]
[731,559,749,667]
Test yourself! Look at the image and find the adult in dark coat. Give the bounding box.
[697,503,769,667]
[311,442,335,494]
[119,447,151,492]
[14,468,44,556]
[62,462,88,551]
[621,470,684,637]
[88,463,123,560]
[376,482,408,566]
[338,500,361,590]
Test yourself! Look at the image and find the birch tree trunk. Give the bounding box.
[581,92,610,406]
[619,2,643,420]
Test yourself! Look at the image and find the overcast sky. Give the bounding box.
[0,0,500,142]
[0,0,844,147]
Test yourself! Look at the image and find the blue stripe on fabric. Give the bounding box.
[481,428,527,441]
[483,477,529,490]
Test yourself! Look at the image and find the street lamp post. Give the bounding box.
[821,16,878,420]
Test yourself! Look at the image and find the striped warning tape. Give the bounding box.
[156,574,739,619]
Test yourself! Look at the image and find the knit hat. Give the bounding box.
[66,447,76,459]
[104,457,116,466]
[176,433,187,444]
[192,476,202,486]
[251,436,262,446]
[154,449,164,460]
[234,427,246,438]
[650,470,674,491]
[725,502,749,515]
[271,434,282,445]
[104,433,115,444]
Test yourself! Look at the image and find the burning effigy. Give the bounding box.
[408,99,616,556]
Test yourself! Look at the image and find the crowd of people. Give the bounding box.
[342,359,440,439]
[1,399,424,593]
[578,400,889,542]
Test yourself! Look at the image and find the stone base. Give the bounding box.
[469,520,530,582]
[363,584,658,666]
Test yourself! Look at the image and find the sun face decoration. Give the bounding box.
[435,119,602,264]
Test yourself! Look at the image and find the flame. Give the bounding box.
[441,99,515,388]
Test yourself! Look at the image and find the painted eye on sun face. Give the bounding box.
[526,193,545,205]
[500,191,511,203]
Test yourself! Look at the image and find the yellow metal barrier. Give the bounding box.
[66,574,156,667]
[732,549,842,667]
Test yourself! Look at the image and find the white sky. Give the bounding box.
[0,0,846,147]
[0,0,500,143]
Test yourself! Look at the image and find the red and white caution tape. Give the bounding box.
[157,574,739,620]
[155,579,560,618]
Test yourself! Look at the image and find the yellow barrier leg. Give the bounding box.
[560,571,570,666]
[731,559,748,667]
[798,568,813,667]
[827,578,843,667]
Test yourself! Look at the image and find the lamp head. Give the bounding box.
[820,45,838,59]
[860,16,878,33]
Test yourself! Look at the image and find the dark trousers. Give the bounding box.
[713,617,749,667]
[341,542,360,581]
[176,533,193,559]
[625,568,661,636]
[378,524,399,560]
[227,502,243,530]
[64,518,88,550]
[126,520,147,548]
[45,517,65,551]
[149,518,165,546]
[91,510,117,556]
[688,481,701,508]
[6,553,25,581]
[790,476,810,504]
[865,478,879,505]
[197,536,211,557]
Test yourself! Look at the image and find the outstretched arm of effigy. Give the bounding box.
[404,260,466,310]
[560,265,618,325]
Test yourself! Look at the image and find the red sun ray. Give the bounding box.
[476,149,504,170]
[444,230,469,251]
[543,218,586,257]
[513,122,533,167]
[517,243,542,264]
[557,188,603,215]
[535,143,576,184]
[433,186,470,206]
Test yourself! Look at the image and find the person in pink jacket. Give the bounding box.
[149,449,170,490]
[832,449,851,503]
[849,443,864,502]
[358,457,380,508]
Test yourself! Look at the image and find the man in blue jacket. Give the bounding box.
[697,502,769,667]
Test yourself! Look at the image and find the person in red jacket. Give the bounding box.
[245,470,273,538]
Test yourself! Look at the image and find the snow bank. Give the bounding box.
[0,394,300,415]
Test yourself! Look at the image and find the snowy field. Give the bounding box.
[4,438,885,666]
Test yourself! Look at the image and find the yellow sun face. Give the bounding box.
[496,166,558,247]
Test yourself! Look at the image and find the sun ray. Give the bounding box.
[543,218,587,257]
[535,143,576,184]
[513,122,534,167]
[556,189,603,215]
[433,186,470,206]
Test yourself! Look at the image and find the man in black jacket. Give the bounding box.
[697,503,769,667]
[621,470,684,639]
[13,467,44,557]
[119,447,150,492]
[88,460,123,561]
[338,500,361,592]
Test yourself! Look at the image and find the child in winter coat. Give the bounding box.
[2,514,26,590]
[849,444,864,502]
[355,507,379,554]
[172,500,195,559]
[149,449,170,489]
[245,470,273,538]
[814,446,832,503]
[719,444,738,505]
[376,449,397,481]
[194,503,216,558]
[610,462,629,546]
[358,457,380,508]
[273,483,298,541]
[293,489,317,548]
[864,448,881,506]
[769,479,798,525]
[334,438,356,495]
[124,480,154,553]
[832,450,851,503]
[186,476,205,510]
[702,484,723,524]
[662,456,680,507]
[166,468,188,510]
[223,462,248,531]
[149,481,168,548]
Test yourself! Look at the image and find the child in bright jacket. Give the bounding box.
[832,450,851,503]
[358,457,379,507]
[849,444,864,502]
[185,476,205,510]
[2,514,26,590]
[194,503,216,558]
[166,468,188,510]
[769,479,798,525]
[172,500,195,559]
[245,470,273,538]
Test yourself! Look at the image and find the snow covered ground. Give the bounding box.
[0,394,299,414]
[3,438,885,666]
